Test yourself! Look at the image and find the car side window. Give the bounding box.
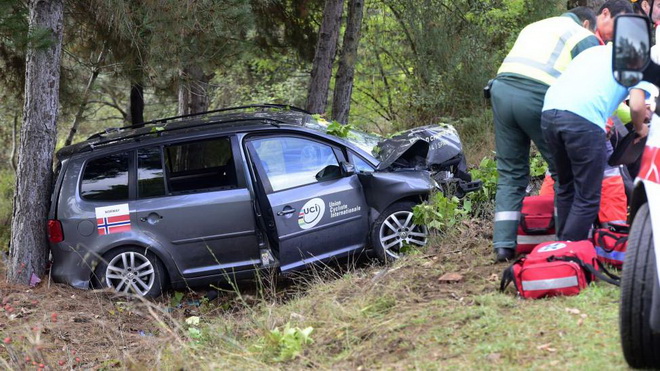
[251,136,339,192]
[138,147,166,198]
[80,152,130,201]
[349,152,375,173]
[164,137,236,194]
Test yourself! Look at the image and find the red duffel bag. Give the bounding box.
[593,223,629,269]
[501,240,620,299]
[516,195,556,254]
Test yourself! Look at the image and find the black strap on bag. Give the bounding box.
[596,230,628,253]
[499,258,524,292]
[548,255,620,287]
[519,214,555,235]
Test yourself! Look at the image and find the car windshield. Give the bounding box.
[302,118,382,155]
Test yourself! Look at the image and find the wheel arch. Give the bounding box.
[93,240,178,288]
[629,181,648,223]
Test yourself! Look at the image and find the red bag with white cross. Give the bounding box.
[500,240,619,299]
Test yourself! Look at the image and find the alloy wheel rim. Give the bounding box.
[379,210,428,259]
[105,251,155,296]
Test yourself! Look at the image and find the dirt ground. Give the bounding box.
[0,259,210,369]
[0,218,500,369]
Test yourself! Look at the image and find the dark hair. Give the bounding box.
[598,0,633,16]
[569,6,597,31]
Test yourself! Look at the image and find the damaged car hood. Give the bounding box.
[375,124,463,171]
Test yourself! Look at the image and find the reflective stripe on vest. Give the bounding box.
[497,17,594,86]
[495,211,521,222]
[522,276,579,291]
[517,234,557,245]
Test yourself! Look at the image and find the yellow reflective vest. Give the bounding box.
[497,16,596,86]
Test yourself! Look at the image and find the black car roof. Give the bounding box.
[57,104,319,158]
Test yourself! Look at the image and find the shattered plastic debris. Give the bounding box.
[29,273,41,287]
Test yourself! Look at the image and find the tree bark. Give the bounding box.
[331,0,364,125]
[178,63,213,116]
[306,0,345,115]
[10,114,18,172]
[129,80,144,126]
[64,45,107,147]
[9,0,64,285]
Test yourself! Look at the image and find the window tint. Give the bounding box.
[252,137,339,192]
[138,147,166,198]
[81,153,129,201]
[164,137,236,193]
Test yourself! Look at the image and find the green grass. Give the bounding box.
[153,223,626,369]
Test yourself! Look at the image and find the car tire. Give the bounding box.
[93,246,166,297]
[371,201,428,263]
[620,203,660,368]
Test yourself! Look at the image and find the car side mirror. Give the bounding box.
[340,161,355,176]
[613,15,651,87]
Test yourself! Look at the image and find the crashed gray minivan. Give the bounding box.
[47,105,480,297]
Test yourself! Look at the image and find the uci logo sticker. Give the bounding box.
[538,242,567,253]
[298,198,325,230]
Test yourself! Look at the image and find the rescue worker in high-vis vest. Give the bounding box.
[489,6,610,263]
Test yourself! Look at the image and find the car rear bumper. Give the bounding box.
[49,243,96,290]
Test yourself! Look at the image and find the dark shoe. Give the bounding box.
[495,248,515,263]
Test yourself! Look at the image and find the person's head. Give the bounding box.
[569,6,598,32]
[639,0,660,23]
[597,0,634,41]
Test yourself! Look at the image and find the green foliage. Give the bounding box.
[326,121,353,138]
[0,169,14,252]
[169,291,184,308]
[529,152,548,178]
[264,323,314,362]
[413,192,470,233]
[468,157,498,203]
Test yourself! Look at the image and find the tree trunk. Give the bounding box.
[65,45,107,147]
[178,63,213,116]
[306,0,345,115]
[10,114,18,172]
[331,0,364,125]
[129,80,144,127]
[8,0,64,285]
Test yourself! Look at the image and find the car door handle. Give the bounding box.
[277,207,296,216]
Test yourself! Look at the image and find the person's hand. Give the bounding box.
[635,123,649,144]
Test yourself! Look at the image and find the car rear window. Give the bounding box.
[164,137,236,193]
[80,152,130,201]
[138,147,166,198]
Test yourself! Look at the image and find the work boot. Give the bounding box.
[495,248,515,263]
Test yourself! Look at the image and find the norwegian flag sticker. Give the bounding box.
[95,204,131,235]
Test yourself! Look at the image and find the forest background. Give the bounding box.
[0,0,604,253]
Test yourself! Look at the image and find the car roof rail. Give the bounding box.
[86,104,311,141]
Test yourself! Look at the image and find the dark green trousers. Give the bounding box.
[491,76,556,250]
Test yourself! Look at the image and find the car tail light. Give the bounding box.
[48,220,64,243]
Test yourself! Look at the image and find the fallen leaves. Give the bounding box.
[537,343,557,352]
[438,273,463,283]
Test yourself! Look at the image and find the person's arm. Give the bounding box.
[629,88,649,141]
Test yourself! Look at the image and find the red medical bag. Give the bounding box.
[501,240,619,299]
[516,195,556,254]
[593,224,629,268]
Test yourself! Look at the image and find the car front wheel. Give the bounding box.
[93,247,166,297]
[620,203,660,368]
[371,201,428,263]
